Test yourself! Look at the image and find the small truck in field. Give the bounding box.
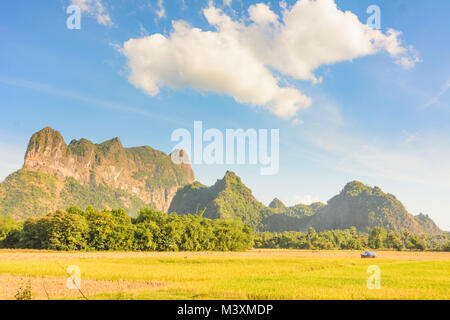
[361,251,376,258]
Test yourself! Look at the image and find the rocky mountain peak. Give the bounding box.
[18,127,195,213]
[25,126,66,160]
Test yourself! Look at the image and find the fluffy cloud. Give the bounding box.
[123,20,311,118]
[248,3,279,24]
[71,0,112,26]
[122,0,418,118]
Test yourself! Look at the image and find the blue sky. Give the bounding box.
[0,0,449,230]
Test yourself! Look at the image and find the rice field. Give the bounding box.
[0,249,449,300]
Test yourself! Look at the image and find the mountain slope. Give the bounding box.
[303,181,431,234]
[169,171,268,229]
[0,127,194,219]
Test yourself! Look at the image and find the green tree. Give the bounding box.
[19,217,53,249]
[346,237,362,250]
[409,236,426,251]
[0,217,20,248]
[368,227,387,249]
[46,210,89,250]
[2,206,254,252]
[85,208,134,251]
[386,231,403,251]
[133,223,158,251]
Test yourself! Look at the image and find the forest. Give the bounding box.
[0,207,253,251]
[0,208,449,252]
[254,227,450,251]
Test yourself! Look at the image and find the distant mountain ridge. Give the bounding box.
[170,174,442,235]
[0,127,194,219]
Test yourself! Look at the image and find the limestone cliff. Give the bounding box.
[0,127,194,219]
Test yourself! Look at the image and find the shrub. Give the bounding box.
[15,280,32,300]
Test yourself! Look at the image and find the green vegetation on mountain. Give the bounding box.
[262,201,325,233]
[303,181,427,234]
[59,177,149,215]
[127,146,192,189]
[0,170,60,220]
[169,177,442,236]
[169,171,268,229]
[0,170,150,220]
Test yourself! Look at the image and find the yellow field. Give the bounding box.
[0,249,449,300]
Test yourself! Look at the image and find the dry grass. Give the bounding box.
[0,274,166,300]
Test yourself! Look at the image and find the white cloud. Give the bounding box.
[122,0,418,119]
[248,3,279,25]
[70,0,112,26]
[294,195,321,205]
[156,0,166,19]
[123,20,311,118]
[396,55,421,69]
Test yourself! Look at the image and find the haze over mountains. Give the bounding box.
[0,127,443,235]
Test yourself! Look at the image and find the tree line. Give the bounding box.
[0,207,253,251]
[1,208,448,252]
[254,227,450,251]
